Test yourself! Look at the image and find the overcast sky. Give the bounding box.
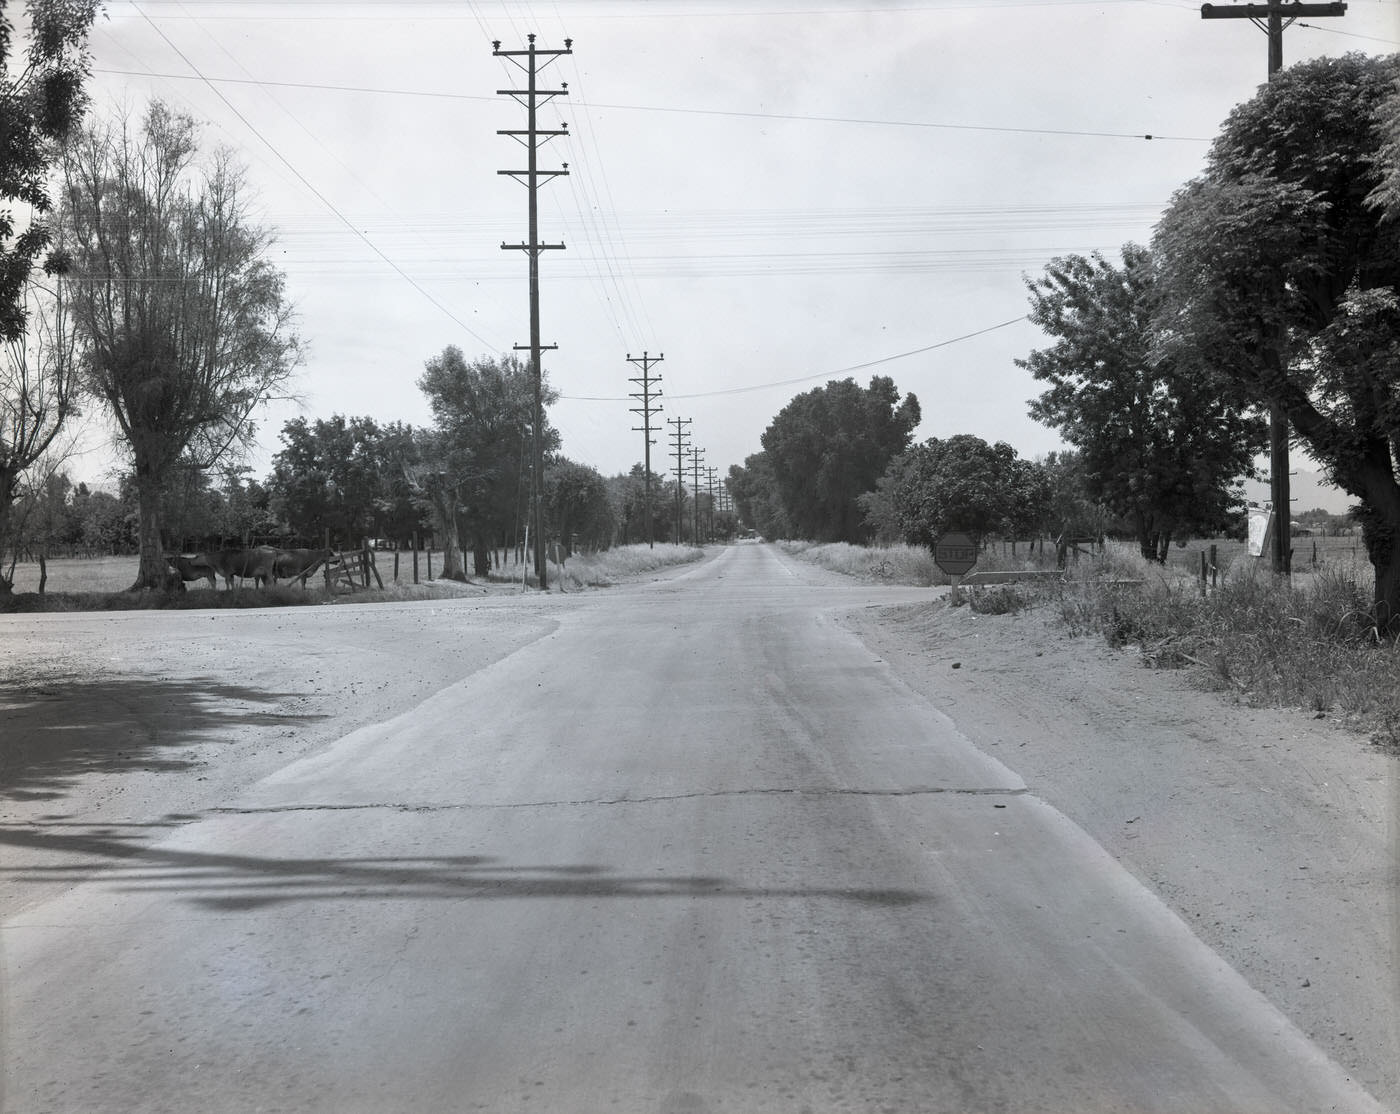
[70,0,1399,510]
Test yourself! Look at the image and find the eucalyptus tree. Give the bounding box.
[60,100,301,589]
[1154,53,1400,630]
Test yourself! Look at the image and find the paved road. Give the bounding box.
[1,544,1384,1112]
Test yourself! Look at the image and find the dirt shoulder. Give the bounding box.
[841,597,1399,1109]
[0,589,573,914]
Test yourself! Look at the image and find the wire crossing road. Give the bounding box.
[1,544,1384,1113]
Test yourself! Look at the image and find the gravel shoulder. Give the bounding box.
[3,563,1397,1107]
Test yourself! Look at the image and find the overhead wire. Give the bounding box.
[91,68,1202,142]
[559,315,1030,401]
[125,3,505,352]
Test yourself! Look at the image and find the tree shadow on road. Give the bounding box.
[0,674,327,802]
[0,818,930,911]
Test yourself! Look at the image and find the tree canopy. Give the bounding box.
[875,434,1048,550]
[417,348,558,576]
[1018,245,1264,561]
[1154,52,1400,630]
[1,0,99,342]
[758,375,920,543]
[267,415,424,547]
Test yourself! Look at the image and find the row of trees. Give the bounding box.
[1023,53,1400,630]
[730,54,1400,634]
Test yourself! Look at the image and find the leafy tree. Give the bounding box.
[0,272,79,589]
[61,101,301,589]
[1018,246,1264,562]
[0,0,98,589]
[544,458,613,555]
[1,0,99,342]
[68,482,133,554]
[879,435,1047,550]
[268,415,422,546]
[1039,450,1113,565]
[727,452,790,540]
[759,376,920,543]
[1153,53,1400,630]
[417,348,558,577]
[610,463,678,547]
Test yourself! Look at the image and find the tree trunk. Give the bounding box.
[132,471,178,591]
[472,535,490,578]
[1369,534,1400,638]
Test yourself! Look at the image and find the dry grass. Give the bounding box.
[778,541,946,585]
[547,543,706,589]
[1059,541,1398,746]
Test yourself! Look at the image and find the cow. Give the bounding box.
[206,546,279,590]
[164,552,217,591]
[275,547,335,587]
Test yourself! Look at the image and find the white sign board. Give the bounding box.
[1247,507,1273,558]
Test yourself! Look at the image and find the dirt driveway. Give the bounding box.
[2,564,1396,1106]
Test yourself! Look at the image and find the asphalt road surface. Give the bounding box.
[1,544,1385,1112]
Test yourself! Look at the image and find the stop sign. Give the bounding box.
[933,532,978,576]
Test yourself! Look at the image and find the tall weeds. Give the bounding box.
[1063,543,1399,744]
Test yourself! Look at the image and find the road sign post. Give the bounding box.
[933,532,979,604]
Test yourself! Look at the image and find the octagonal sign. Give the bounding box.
[933,532,978,577]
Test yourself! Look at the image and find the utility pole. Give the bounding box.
[495,34,572,589]
[690,446,706,546]
[627,351,664,549]
[705,465,718,542]
[1200,1,1346,577]
[668,416,691,546]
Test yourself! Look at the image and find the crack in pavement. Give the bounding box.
[208,785,1030,816]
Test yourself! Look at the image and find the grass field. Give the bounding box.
[1,543,708,602]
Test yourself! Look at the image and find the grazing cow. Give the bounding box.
[275,547,334,587]
[164,553,217,591]
[206,546,279,589]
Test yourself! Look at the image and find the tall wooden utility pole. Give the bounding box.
[495,34,572,589]
[668,416,691,545]
[704,465,719,542]
[1200,2,1346,576]
[627,351,664,549]
[690,446,706,546]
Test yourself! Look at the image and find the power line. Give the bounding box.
[123,6,504,351]
[92,68,1205,141]
[1297,21,1400,43]
[561,315,1030,401]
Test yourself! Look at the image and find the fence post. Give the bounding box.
[394,548,400,583]
[412,531,420,584]
[1210,544,1218,588]
[1200,550,1207,594]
